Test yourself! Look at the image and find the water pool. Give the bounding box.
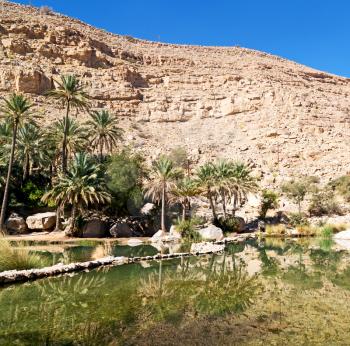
[1,237,350,345]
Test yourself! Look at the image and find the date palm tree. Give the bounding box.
[145,156,182,232]
[214,160,234,220]
[42,153,111,236]
[47,75,89,173]
[195,162,218,221]
[228,162,258,216]
[47,116,88,170]
[86,110,123,161]
[0,94,33,232]
[170,177,201,220]
[16,122,43,182]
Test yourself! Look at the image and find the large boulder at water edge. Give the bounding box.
[26,212,56,230]
[334,230,350,239]
[82,218,108,238]
[109,221,133,238]
[5,213,27,234]
[198,224,224,241]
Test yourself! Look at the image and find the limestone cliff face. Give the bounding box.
[1,1,350,183]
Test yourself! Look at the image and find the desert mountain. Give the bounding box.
[1,1,350,184]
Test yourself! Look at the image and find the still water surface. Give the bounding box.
[1,238,350,345]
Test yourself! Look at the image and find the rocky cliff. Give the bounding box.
[1,1,350,183]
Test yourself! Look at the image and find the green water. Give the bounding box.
[10,241,161,265]
[1,238,350,345]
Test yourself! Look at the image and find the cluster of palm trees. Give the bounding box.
[145,156,257,232]
[0,74,122,233]
[0,73,257,236]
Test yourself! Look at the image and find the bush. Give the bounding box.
[328,175,350,202]
[215,216,242,233]
[308,188,342,216]
[174,217,203,242]
[296,225,317,236]
[22,181,46,207]
[265,224,286,236]
[288,212,309,227]
[106,149,146,215]
[259,189,279,219]
[0,238,47,272]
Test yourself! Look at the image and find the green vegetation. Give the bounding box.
[0,237,46,271]
[174,217,203,241]
[281,176,319,214]
[260,189,279,219]
[329,175,350,202]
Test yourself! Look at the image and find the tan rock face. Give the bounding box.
[1,1,350,182]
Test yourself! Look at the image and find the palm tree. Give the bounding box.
[170,177,201,220]
[16,122,43,182]
[42,153,111,236]
[213,160,235,220]
[145,156,182,232]
[195,163,218,221]
[0,94,33,232]
[228,162,258,216]
[47,75,89,173]
[47,117,88,171]
[86,110,123,161]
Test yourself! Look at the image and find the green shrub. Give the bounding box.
[0,238,47,272]
[216,217,242,233]
[174,217,203,242]
[106,149,146,215]
[319,226,333,239]
[328,175,350,202]
[259,189,279,219]
[22,181,46,207]
[308,188,342,216]
[288,212,309,227]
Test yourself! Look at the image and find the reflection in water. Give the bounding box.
[1,239,350,344]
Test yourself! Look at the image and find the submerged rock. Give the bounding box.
[26,212,56,230]
[198,224,224,241]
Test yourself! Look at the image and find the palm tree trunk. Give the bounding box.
[99,142,103,163]
[182,201,186,221]
[54,204,62,231]
[0,120,18,232]
[161,181,166,232]
[71,203,77,235]
[23,153,29,183]
[62,101,70,174]
[221,190,227,220]
[208,190,217,221]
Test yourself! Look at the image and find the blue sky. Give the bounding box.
[15,0,350,77]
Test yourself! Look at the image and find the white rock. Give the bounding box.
[198,224,224,241]
[190,242,224,254]
[334,230,350,240]
[169,225,182,239]
[127,238,143,247]
[151,230,166,242]
[26,212,56,230]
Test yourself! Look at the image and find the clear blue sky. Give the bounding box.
[14,0,350,77]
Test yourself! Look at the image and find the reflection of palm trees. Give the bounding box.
[137,254,261,323]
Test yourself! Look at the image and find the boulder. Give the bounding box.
[334,230,350,240]
[198,224,224,241]
[26,212,56,230]
[5,213,27,234]
[82,219,108,238]
[235,216,246,232]
[109,221,133,238]
[169,225,182,239]
[190,242,224,254]
[151,230,166,242]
